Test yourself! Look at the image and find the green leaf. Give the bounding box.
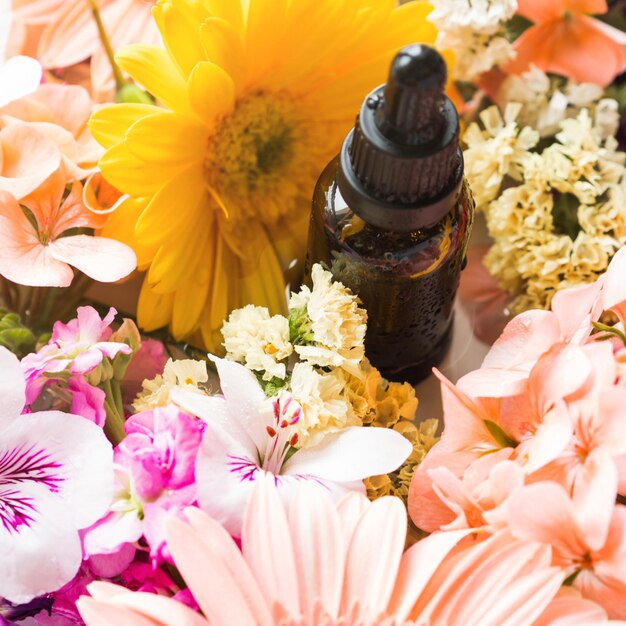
[484,419,518,449]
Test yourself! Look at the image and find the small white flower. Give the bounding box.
[289,362,359,446]
[221,305,292,381]
[134,358,208,411]
[289,265,367,376]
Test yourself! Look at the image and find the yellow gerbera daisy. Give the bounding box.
[89,0,438,350]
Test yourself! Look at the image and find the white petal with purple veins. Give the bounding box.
[1,411,114,528]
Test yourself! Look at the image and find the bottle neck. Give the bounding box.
[336,133,464,232]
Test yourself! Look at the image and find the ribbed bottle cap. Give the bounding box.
[337,44,462,231]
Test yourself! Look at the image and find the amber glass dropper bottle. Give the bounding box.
[304,44,475,384]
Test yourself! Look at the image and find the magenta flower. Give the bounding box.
[0,346,114,604]
[83,406,205,565]
[22,306,131,403]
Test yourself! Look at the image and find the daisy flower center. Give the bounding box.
[205,92,312,225]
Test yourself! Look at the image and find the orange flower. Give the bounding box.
[507,0,626,86]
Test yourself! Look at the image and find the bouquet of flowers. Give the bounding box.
[3,0,626,624]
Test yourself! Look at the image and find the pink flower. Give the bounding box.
[0,346,113,604]
[120,406,205,501]
[12,0,161,98]
[509,479,626,618]
[0,83,103,177]
[68,377,106,427]
[22,307,132,404]
[0,172,136,288]
[77,474,573,626]
[83,406,205,565]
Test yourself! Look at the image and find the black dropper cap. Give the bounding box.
[336,44,463,231]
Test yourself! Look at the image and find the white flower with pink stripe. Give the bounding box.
[0,346,113,604]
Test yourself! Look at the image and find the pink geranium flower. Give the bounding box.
[0,83,104,176]
[77,474,575,626]
[12,0,161,97]
[509,477,626,619]
[83,406,205,565]
[0,171,136,288]
[0,345,113,604]
[22,306,132,404]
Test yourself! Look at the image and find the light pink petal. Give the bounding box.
[516,403,573,474]
[427,466,476,527]
[532,592,608,626]
[48,235,136,283]
[571,447,617,552]
[336,491,371,545]
[408,447,480,533]
[388,528,474,622]
[242,472,301,617]
[283,426,411,482]
[0,346,25,420]
[581,342,617,398]
[26,83,92,135]
[288,481,345,619]
[0,123,61,199]
[77,597,158,626]
[551,280,602,344]
[603,247,626,314]
[0,240,73,287]
[508,482,583,561]
[434,370,500,450]
[164,514,266,626]
[70,349,104,375]
[210,356,268,451]
[528,344,593,415]
[83,511,143,557]
[481,310,562,371]
[457,367,532,398]
[341,496,407,621]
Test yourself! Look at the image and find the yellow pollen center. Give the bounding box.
[185,377,194,385]
[264,343,278,355]
[204,91,315,226]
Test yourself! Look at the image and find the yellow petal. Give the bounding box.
[244,0,287,86]
[200,18,245,90]
[135,163,207,245]
[100,143,184,197]
[115,44,192,115]
[152,1,207,77]
[137,277,174,331]
[125,112,207,165]
[100,196,158,269]
[187,61,235,127]
[204,0,245,36]
[88,104,159,149]
[171,230,212,338]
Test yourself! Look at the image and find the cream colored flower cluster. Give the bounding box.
[464,103,626,312]
[496,66,619,139]
[428,0,517,80]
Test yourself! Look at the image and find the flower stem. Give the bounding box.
[102,378,126,445]
[87,0,125,89]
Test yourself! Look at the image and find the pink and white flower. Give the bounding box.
[0,345,114,604]
[22,306,132,404]
[173,356,412,537]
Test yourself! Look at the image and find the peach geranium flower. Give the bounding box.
[0,83,103,178]
[11,0,161,97]
[507,0,626,86]
[0,170,136,287]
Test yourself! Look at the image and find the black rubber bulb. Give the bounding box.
[374,44,447,146]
